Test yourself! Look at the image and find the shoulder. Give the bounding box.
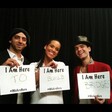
[0,50,8,56]
[0,50,10,65]
[94,61,111,70]
[94,61,110,67]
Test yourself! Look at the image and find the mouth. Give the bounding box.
[49,51,54,56]
[78,52,84,57]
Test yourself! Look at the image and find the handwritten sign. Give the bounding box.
[0,65,36,95]
[77,71,110,99]
[39,66,70,93]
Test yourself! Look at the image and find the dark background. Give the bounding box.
[0,8,112,104]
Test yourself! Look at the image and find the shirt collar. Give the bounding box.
[7,49,24,63]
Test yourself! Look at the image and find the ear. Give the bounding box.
[9,40,11,43]
[44,45,46,50]
[88,47,91,52]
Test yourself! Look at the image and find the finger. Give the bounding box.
[13,61,20,67]
[9,60,19,67]
[11,62,14,66]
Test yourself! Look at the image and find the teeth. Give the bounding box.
[49,52,53,55]
[79,52,83,55]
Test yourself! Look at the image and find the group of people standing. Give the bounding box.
[0,28,112,104]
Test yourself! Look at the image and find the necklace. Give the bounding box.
[80,58,94,73]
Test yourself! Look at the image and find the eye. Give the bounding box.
[22,37,27,42]
[55,48,60,52]
[80,45,85,48]
[14,35,20,39]
[49,44,54,48]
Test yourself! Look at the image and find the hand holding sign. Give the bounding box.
[0,65,36,95]
[77,71,110,99]
[39,66,70,93]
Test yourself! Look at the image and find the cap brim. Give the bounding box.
[74,41,92,47]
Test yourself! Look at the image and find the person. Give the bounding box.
[72,35,112,104]
[0,28,31,104]
[29,38,66,104]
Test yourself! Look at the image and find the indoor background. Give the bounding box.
[0,8,112,104]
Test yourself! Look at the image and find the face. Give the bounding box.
[44,40,61,60]
[74,44,91,60]
[9,32,27,52]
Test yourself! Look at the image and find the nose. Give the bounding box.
[19,37,23,43]
[78,47,81,51]
[52,48,58,53]
[76,47,81,51]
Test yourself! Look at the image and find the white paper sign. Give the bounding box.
[0,65,36,95]
[77,71,110,99]
[39,66,70,93]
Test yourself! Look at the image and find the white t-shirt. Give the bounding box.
[30,60,65,104]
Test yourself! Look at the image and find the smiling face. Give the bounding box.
[74,44,91,60]
[9,32,27,53]
[44,40,61,60]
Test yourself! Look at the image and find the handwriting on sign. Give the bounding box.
[11,74,27,83]
[84,80,110,89]
[47,74,64,81]
[43,68,65,82]
[80,73,110,89]
[4,66,30,84]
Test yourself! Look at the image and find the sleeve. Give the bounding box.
[107,65,112,104]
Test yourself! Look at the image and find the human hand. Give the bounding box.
[2,58,20,67]
[92,96,106,104]
[46,61,58,68]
